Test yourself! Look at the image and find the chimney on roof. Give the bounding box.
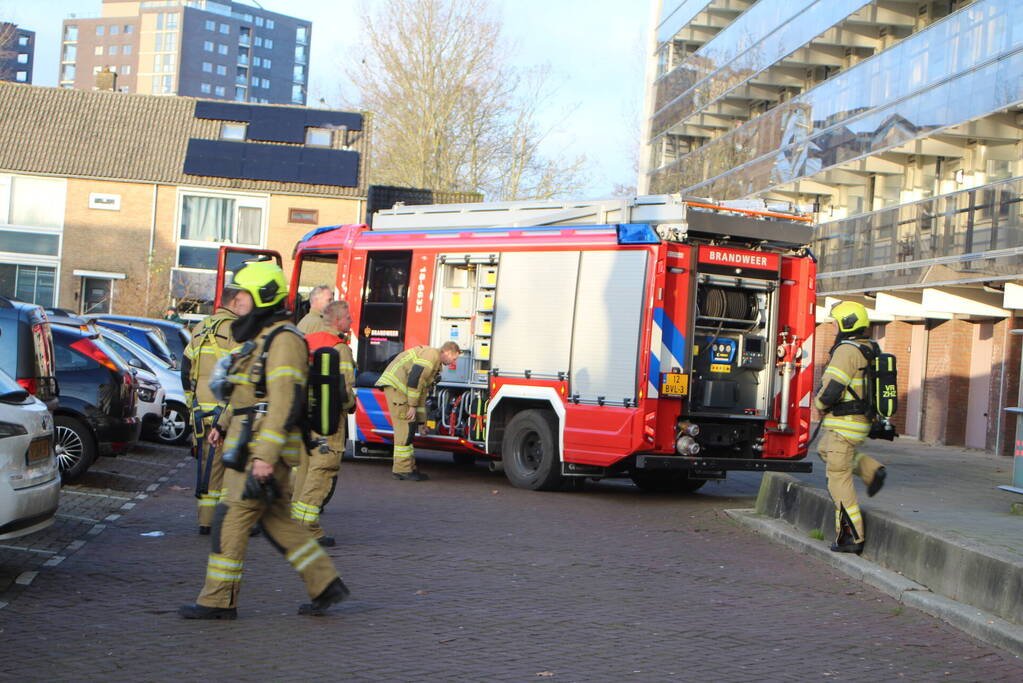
[95,68,117,92]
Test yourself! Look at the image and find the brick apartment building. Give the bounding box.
[60,0,311,104]
[0,22,35,84]
[0,81,368,319]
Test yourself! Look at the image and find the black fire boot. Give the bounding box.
[829,539,865,554]
[198,526,211,536]
[317,536,336,547]
[392,469,429,481]
[178,604,237,620]
[830,521,864,554]
[298,577,351,616]
[867,467,887,497]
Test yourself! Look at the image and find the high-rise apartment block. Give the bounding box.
[1,23,35,84]
[60,0,311,104]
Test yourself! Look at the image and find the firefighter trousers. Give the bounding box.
[195,417,226,528]
[196,464,339,609]
[818,429,884,542]
[291,426,345,539]
[384,387,417,474]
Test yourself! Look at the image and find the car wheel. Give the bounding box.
[501,409,563,491]
[55,416,97,483]
[155,402,191,445]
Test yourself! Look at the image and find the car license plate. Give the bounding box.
[661,372,689,397]
[26,438,52,467]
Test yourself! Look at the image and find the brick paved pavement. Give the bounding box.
[0,442,189,599]
[2,452,1021,681]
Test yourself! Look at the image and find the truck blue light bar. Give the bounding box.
[617,223,660,244]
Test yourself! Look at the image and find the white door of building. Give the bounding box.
[965,322,994,449]
[904,324,926,438]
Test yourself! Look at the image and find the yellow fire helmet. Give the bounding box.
[231,260,288,308]
[829,300,869,334]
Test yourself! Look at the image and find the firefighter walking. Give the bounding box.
[814,301,888,554]
[180,288,245,535]
[292,300,356,546]
[179,261,349,619]
[376,342,461,481]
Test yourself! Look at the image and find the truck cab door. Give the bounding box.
[214,246,283,309]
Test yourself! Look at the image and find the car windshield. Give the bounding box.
[146,331,175,366]
[0,367,26,395]
[102,331,171,372]
[102,334,148,372]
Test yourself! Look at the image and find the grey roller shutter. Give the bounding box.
[569,250,647,405]
[491,251,579,377]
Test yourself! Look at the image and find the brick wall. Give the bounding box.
[922,318,973,446]
[61,179,156,316]
[990,316,1023,455]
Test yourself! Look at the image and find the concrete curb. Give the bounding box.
[754,473,1023,627]
[725,508,1023,658]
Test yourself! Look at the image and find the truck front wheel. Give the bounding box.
[501,409,562,491]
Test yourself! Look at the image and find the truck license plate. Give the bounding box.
[661,372,688,396]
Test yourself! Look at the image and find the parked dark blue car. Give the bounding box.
[51,325,140,481]
[0,296,58,409]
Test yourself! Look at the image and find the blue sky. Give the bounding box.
[0,0,649,198]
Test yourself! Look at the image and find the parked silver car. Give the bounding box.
[99,329,189,445]
[0,369,60,540]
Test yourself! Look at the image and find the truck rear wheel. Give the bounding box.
[501,409,562,491]
[630,471,706,494]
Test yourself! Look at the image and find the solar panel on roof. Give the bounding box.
[194,101,252,122]
[246,108,306,143]
[184,138,360,187]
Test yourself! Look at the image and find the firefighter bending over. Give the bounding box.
[292,300,356,547]
[814,301,888,554]
[297,284,334,335]
[376,342,461,481]
[179,261,349,620]
[180,287,246,535]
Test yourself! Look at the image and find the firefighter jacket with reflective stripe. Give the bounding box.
[815,340,872,441]
[375,346,442,418]
[305,330,357,411]
[182,308,238,411]
[221,319,308,468]
[298,310,331,335]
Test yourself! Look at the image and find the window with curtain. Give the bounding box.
[180,196,234,242]
[9,176,66,229]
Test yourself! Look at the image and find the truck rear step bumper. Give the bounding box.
[635,454,812,474]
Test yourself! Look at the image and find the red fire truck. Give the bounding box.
[215,195,817,492]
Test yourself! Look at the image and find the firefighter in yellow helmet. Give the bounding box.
[376,341,461,480]
[180,286,245,535]
[814,300,887,554]
[179,260,349,619]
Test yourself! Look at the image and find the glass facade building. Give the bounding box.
[642,0,1023,452]
[642,0,1023,297]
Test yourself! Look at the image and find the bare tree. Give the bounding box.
[0,22,18,82]
[346,0,588,201]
